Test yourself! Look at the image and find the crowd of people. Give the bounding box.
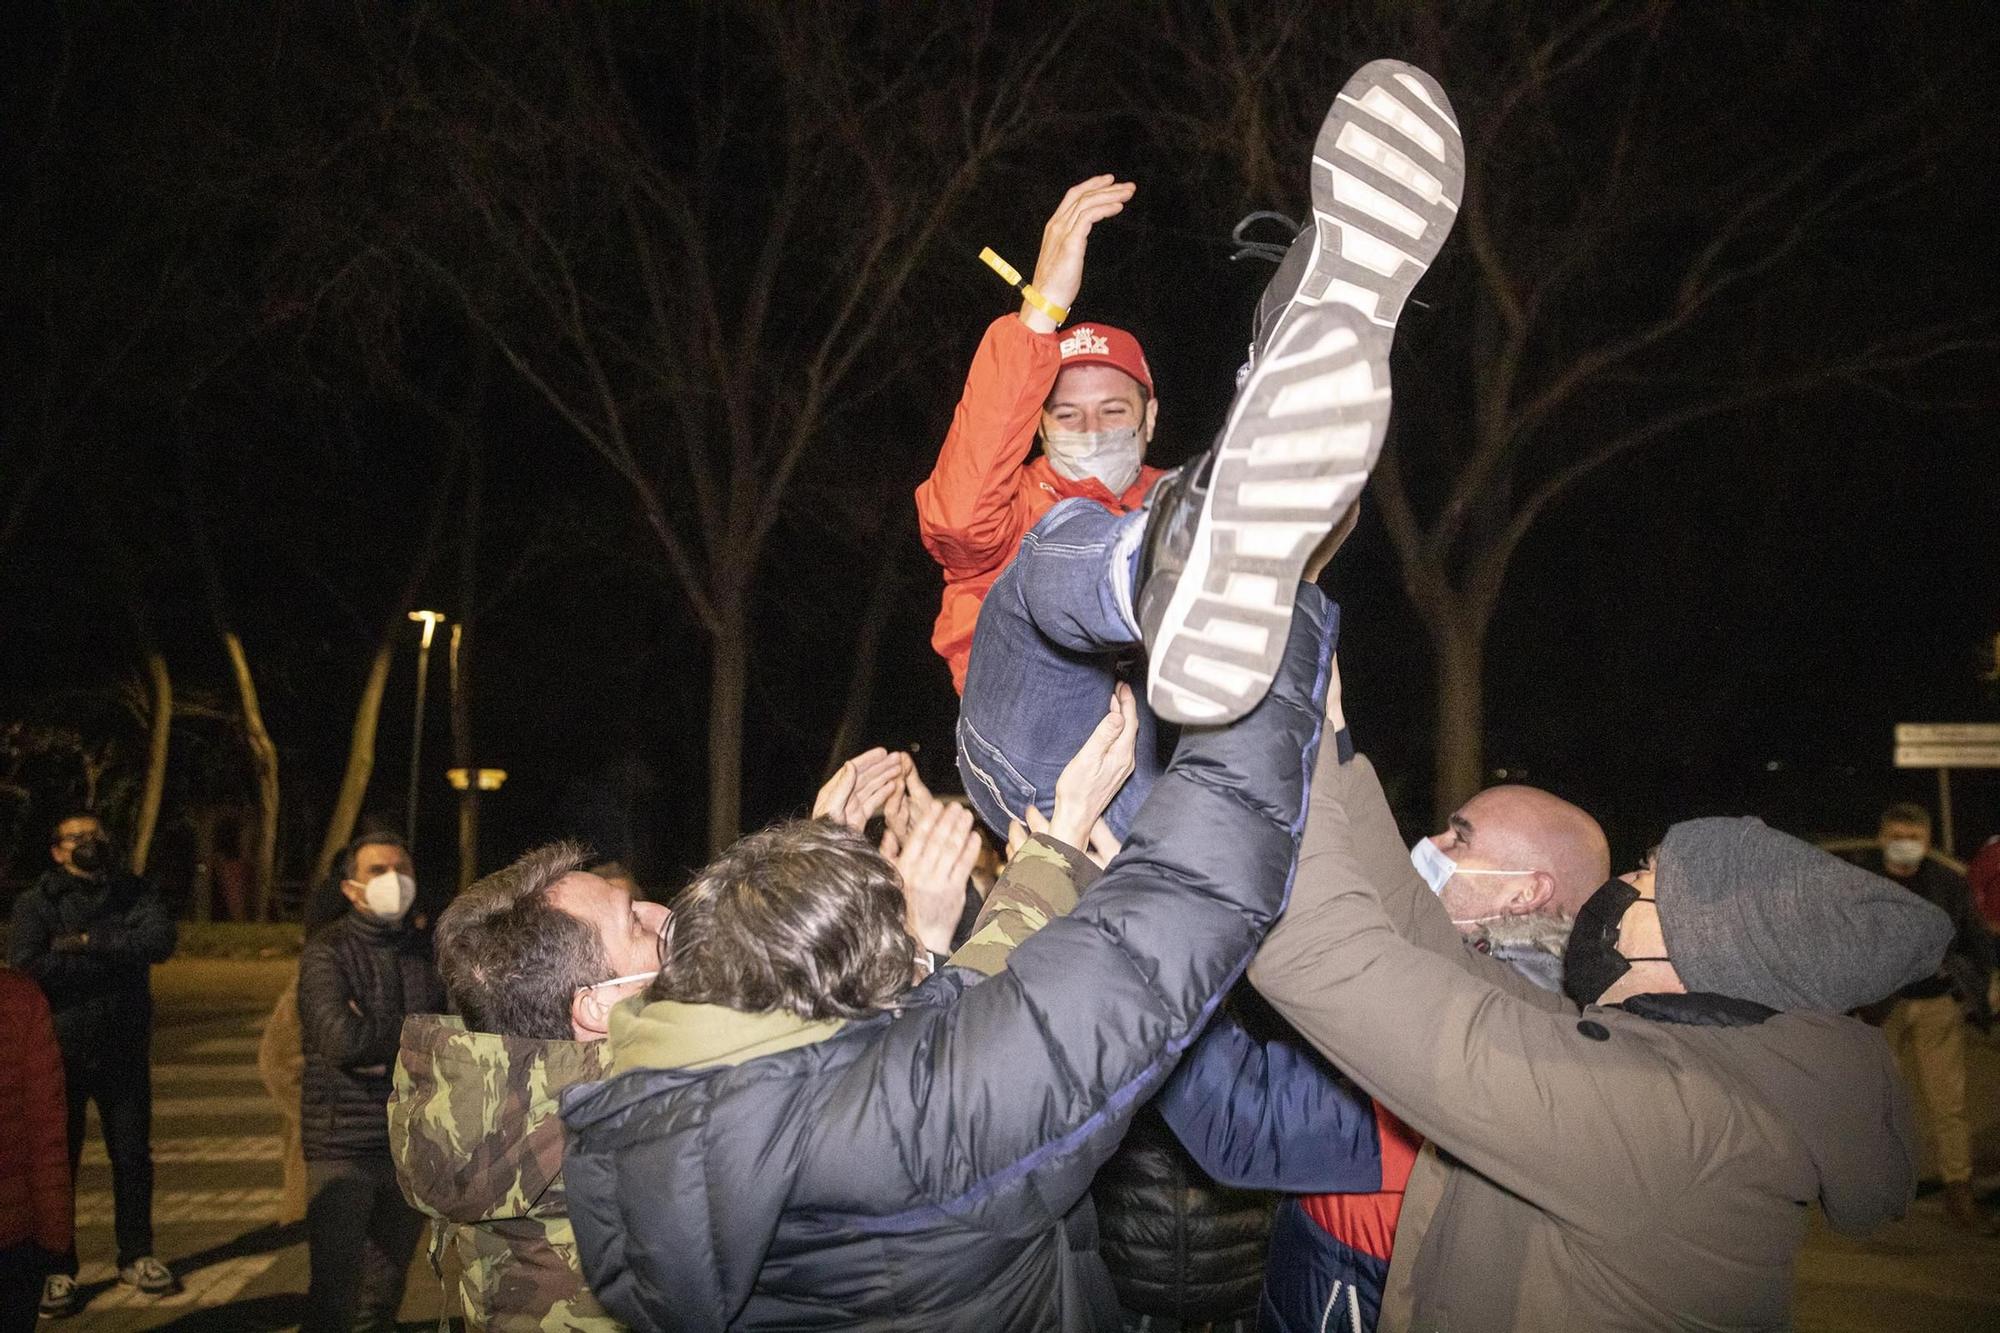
[4,57,1999,1333]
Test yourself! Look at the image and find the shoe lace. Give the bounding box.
[1229,210,1302,265]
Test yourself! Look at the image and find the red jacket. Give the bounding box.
[0,966,73,1259]
[915,314,1163,692]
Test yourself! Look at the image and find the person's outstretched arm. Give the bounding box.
[915,178,1135,575]
[1250,663,1699,1232]
[1154,1010,1381,1194]
[865,590,1337,1218]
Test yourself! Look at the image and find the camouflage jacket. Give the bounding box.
[390,1014,621,1333]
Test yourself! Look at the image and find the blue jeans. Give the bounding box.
[957,499,1166,842]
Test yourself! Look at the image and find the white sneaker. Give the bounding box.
[39,1273,77,1318]
[118,1255,181,1296]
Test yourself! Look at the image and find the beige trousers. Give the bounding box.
[1885,992,1972,1184]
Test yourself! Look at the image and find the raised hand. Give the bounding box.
[1048,683,1139,849]
[896,800,982,955]
[1022,175,1137,333]
[813,747,906,832]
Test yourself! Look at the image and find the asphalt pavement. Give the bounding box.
[46,957,2000,1331]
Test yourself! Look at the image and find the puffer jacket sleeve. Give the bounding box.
[298,930,402,1072]
[832,590,1336,1230]
[0,973,73,1258]
[1249,753,1704,1236]
[1154,1012,1382,1194]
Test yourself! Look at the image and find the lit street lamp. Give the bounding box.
[445,768,508,792]
[407,610,447,852]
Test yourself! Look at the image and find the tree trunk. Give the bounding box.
[311,639,394,885]
[1430,622,1488,827]
[223,631,282,922]
[189,805,217,924]
[450,623,478,893]
[706,597,748,856]
[822,532,905,776]
[451,444,481,893]
[129,652,173,875]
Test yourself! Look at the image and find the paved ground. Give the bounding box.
[48,958,2000,1330]
[57,960,444,1332]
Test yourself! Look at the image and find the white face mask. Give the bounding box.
[1409,840,1533,925]
[357,869,416,922]
[581,970,659,994]
[1883,837,1926,871]
[1042,426,1144,495]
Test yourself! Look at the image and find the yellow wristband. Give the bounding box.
[1017,283,1070,325]
[979,245,1069,326]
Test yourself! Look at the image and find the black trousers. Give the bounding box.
[0,1252,46,1333]
[303,1155,425,1333]
[62,1053,155,1270]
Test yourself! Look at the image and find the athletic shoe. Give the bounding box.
[1137,303,1390,724]
[118,1256,181,1296]
[1250,59,1464,365]
[39,1274,78,1318]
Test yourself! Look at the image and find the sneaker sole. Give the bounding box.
[1147,305,1390,724]
[1256,59,1464,358]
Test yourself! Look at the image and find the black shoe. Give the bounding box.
[1250,59,1464,366]
[1137,303,1390,724]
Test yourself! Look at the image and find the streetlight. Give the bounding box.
[445,768,508,791]
[407,610,447,852]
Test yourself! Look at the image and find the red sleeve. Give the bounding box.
[914,314,1061,577]
[19,980,73,1256]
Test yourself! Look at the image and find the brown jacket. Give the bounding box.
[1248,753,1919,1332]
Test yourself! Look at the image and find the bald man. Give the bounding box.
[1155,784,1608,1329]
[1411,784,1609,992]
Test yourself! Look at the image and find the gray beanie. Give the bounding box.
[1655,816,1952,1013]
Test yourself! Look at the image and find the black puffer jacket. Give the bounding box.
[6,869,176,1063]
[298,912,444,1160]
[1092,1108,1275,1322]
[558,589,1337,1332]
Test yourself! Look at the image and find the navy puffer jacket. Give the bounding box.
[558,589,1337,1332]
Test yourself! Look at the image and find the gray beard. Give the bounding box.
[1470,913,1574,959]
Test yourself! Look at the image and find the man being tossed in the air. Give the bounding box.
[916,175,1164,693]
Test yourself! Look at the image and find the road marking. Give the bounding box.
[152,1062,267,1084]
[141,1096,285,1118]
[83,1134,282,1165]
[187,1036,266,1056]
[76,1187,284,1226]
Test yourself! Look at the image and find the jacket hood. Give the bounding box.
[389,1013,611,1225]
[1719,1010,1918,1235]
[607,996,849,1073]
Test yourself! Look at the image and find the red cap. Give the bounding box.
[1055,322,1154,396]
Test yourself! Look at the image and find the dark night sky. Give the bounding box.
[2,2,1997,905]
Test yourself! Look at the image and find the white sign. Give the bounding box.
[1895,723,2000,746]
[1896,743,2000,769]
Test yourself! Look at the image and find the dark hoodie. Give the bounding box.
[388,1014,620,1333]
[1249,753,1941,1331]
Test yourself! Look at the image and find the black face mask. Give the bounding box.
[1562,877,1671,1008]
[67,836,113,877]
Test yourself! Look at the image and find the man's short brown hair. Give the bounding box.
[435,840,606,1041]
[1881,802,1931,832]
[648,820,910,1020]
